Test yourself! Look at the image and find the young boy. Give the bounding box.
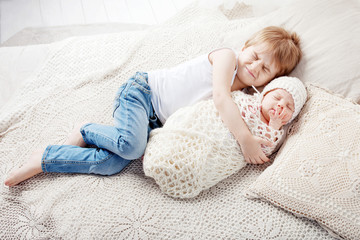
[5,26,302,187]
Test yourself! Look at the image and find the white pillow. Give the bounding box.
[224,0,360,103]
[244,84,360,239]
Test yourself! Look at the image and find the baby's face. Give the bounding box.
[261,88,295,126]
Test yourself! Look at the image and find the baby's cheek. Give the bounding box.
[285,110,294,121]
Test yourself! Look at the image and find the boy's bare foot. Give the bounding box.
[64,122,88,147]
[4,149,44,187]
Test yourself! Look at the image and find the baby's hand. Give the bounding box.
[269,107,287,130]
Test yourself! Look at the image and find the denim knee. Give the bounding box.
[117,137,147,160]
[87,151,132,176]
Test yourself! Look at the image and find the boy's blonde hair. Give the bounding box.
[244,26,302,77]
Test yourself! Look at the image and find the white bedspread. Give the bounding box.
[0,2,335,239]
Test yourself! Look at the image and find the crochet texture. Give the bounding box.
[143,91,284,198]
[0,2,334,239]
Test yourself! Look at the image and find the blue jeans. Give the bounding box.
[41,72,162,175]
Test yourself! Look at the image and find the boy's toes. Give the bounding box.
[4,170,18,186]
[4,150,44,187]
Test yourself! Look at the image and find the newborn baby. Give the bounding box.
[143,76,307,198]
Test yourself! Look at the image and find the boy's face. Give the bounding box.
[261,88,295,126]
[237,43,279,88]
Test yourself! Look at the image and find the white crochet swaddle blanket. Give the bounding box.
[143,91,284,198]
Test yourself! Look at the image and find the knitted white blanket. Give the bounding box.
[0,2,333,239]
[143,91,284,198]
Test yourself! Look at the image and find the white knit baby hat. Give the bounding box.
[261,76,307,123]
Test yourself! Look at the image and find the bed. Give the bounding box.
[1,0,359,239]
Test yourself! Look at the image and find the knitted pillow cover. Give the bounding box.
[244,84,360,239]
[143,91,283,199]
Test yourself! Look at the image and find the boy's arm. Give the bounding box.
[210,49,272,164]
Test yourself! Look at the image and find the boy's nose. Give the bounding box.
[251,60,263,72]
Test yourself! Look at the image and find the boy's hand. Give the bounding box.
[238,135,273,164]
[268,107,288,130]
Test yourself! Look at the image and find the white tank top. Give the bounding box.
[148,49,238,124]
